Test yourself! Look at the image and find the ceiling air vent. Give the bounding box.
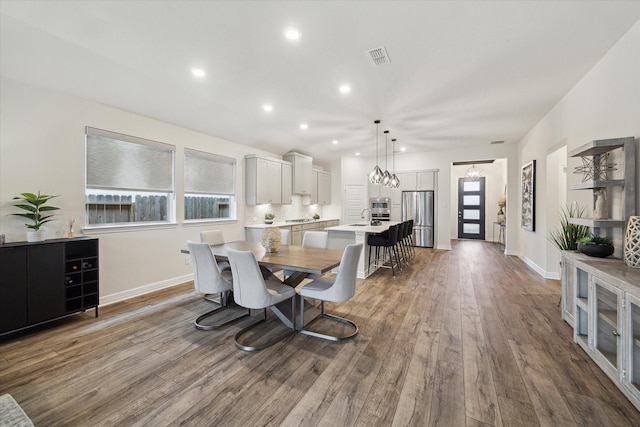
[366,46,391,67]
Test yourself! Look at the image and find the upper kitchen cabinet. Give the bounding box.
[281,162,292,204]
[391,170,438,204]
[284,152,313,195]
[311,169,331,205]
[245,155,292,205]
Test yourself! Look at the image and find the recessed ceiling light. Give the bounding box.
[490,140,505,144]
[332,140,338,145]
[300,123,308,130]
[191,68,205,78]
[263,104,273,112]
[400,147,406,152]
[355,152,360,156]
[284,28,300,41]
[339,84,351,94]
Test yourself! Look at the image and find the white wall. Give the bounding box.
[517,20,640,277]
[0,76,341,303]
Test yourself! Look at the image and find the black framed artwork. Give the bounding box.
[521,160,536,231]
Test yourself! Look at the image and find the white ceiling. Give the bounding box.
[2,1,639,164]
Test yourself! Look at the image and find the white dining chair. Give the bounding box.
[297,243,363,341]
[188,241,249,330]
[200,230,230,272]
[280,229,290,245]
[283,231,328,280]
[227,248,296,351]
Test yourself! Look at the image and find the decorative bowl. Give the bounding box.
[578,243,614,258]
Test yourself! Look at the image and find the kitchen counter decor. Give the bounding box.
[261,226,281,253]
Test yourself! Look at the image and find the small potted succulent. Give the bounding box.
[264,213,275,224]
[577,234,614,258]
[11,191,60,242]
[313,213,320,220]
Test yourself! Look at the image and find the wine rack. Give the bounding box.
[64,239,99,314]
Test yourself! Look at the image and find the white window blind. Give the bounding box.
[184,148,235,195]
[86,127,175,192]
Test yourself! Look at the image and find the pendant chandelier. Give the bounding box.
[367,120,383,184]
[466,164,483,181]
[382,130,391,186]
[389,138,400,188]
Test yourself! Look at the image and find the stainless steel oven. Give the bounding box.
[370,197,390,221]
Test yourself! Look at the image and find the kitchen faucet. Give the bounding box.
[361,208,371,223]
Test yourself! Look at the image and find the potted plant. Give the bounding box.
[11,191,60,242]
[577,234,615,258]
[549,204,590,252]
[313,213,320,220]
[264,213,275,224]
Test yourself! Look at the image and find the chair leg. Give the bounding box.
[194,291,250,330]
[300,301,358,341]
[234,302,295,352]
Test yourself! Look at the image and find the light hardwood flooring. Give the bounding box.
[1,240,639,426]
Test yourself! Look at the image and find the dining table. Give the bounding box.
[182,241,345,329]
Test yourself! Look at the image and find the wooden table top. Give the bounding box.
[209,241,344,275]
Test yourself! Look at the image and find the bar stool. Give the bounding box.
[395,221,408,266]
[406,219,415,257]
[367,224,402,278]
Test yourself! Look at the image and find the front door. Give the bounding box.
[457,177,486,240]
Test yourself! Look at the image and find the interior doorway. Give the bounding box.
[457,177,486,239]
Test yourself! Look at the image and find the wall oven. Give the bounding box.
[370,197,391,221]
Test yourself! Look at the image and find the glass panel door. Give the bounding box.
[593,277,621,375]
[627,293,640,399]
[457,177,485,239]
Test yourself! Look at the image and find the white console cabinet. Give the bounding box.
[561,251,640,411]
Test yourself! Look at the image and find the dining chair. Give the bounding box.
[283,231,328,280]
[188,241,249,330]
[367,224,401,277]
[280,229,290,245]
[226,248,296,351]
[298,243,363,341]
[200,230,230,272]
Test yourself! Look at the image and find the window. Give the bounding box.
[85,127,175,226]
[184,148,236,221]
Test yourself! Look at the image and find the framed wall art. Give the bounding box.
[521,160,536,231]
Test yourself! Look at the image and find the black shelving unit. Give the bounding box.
[0,237,99,337]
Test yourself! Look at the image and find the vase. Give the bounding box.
[624,216,640,268]
[261,226,281,253]
[578,243,614,258]
[27,230,44,243]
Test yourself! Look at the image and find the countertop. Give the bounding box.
[245,219,340,229]
[325,221,399,233]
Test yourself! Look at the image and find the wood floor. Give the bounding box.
[1,240,639,426]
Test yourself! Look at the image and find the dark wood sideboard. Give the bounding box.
[0,236,99,337]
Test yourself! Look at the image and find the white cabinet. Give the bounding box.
[245,155,291,205]
[284,152,313,195]
[281,163,292,204]
[390,170,438,207]
[312,170,331,205]
[561,251,640,411]
[625,293,640,403]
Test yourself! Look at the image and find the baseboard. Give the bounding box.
[546,272,561,280]
[100,274,193,306]
[520,255,546,278]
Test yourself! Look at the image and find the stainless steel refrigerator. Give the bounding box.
[401,190,434,247]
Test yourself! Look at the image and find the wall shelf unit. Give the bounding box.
[567,137,635,243]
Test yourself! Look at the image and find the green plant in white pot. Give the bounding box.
[11,192,60,242]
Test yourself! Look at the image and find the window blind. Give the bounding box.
[184,148,236,195]
[86,127,175,192]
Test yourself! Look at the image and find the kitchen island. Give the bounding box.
[325,221,400,279]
